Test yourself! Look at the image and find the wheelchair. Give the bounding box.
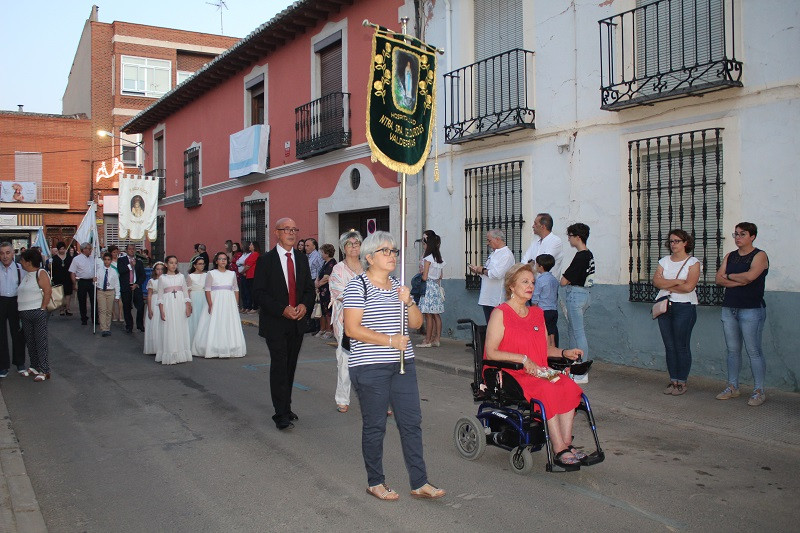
[453,318,605,473]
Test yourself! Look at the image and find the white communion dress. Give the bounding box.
[143,277,162,355]
[156,273,193,365]
[192,269,246,358]
[187,271,208,348]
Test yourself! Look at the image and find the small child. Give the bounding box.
[530,253,559,347]
[95,252,120,337]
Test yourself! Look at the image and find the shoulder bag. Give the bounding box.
[651,257,691,319]
[341,274,368,351]
[36,268,63,312]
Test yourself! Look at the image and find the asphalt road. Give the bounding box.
[2,316,796,532]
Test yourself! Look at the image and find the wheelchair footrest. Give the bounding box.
[581,451,605,466]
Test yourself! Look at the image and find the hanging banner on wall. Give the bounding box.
[118,174,159,240]
[229,124,270,178]
[365,26,437,175]
[0,181,37,203]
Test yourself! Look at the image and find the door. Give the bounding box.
[338,208,390,258]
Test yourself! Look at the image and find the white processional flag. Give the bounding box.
[118,174,159,241]
[72,202,100,255]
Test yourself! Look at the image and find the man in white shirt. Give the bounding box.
[0,242,24,377]
[522,213,564,280]
[69,242,97,326]
[95,252,121,337]
[468,229,515,323]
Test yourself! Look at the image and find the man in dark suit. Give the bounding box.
[252,217,315,431]
[117,244,146,333]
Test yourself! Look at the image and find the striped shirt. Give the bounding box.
[342,274,414,367]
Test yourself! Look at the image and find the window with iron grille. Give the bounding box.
[241,199,266,251]
[464,161,524,290]
[183,146,201,208]
[628,128,724,305]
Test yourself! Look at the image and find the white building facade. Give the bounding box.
[411,0,799,390]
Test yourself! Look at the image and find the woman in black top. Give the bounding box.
[560,223,595,359]
[714,222,769,406]
[51,241,73,315]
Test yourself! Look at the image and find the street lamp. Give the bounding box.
[97,129,148,154]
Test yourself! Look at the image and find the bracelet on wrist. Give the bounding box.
[561,349,566,358]
[388,334,393,348]
[521,355,529,365]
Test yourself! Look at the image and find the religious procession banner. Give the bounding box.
[118,174,159,240]
[366,28,437,175]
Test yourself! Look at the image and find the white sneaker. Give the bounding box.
[572,373,589,384]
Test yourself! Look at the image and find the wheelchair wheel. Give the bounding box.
[453,416,486,461]
[509,446,534,475]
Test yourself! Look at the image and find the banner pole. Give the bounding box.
[399,171,407,375]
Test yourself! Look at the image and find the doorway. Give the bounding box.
[338,208,389,258]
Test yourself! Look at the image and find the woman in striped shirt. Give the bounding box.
[343,231,445,502]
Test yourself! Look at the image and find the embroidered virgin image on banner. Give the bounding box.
[366,30,436,175]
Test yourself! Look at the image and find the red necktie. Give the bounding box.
[286,252,297,307]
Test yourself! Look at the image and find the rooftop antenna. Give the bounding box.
[206,0,228,34]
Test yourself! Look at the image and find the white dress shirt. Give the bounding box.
[95,265,121,299]
[522,232,564,280]
[68,253,97,280]
[478,245,515,307]
[276,243,296,290]
[0,262,22,297]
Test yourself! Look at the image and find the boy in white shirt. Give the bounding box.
[95,252,121,337]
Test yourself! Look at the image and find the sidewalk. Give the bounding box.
[243,312,800,449]
[0,388,47,533]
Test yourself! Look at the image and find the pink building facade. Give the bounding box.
[123,0,412,262]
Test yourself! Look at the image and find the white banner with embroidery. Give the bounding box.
[118,174,159,240]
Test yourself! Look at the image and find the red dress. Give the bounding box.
[485,303,582,419]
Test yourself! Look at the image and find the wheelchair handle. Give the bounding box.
[457,318,476,325]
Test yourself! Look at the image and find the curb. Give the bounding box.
[0,388,47,533]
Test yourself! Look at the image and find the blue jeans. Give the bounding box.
[721,306,767,390]
[657,302,697,383]
[349,361,428,490]
[563,286,590,357]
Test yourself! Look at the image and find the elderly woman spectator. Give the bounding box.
[329,231,364,413]
[343,231,445,501]
[468,229,515,323]
[18,248,52,381]
[484,263,585,469]
[314,244,337,339]
[653,229,702,396]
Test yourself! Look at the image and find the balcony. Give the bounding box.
[0,181,70,210]
[295,92,351,159]
[599,0,742,111]
[443,49,535,144]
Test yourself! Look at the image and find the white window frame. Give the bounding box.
[177,70,193,85]
[121,55,172,97]
[243,64,269,128]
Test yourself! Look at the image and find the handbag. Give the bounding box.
[36,268,62,312]
[48,284,64,312]
[311,295,322,319]
[651,257,691,319]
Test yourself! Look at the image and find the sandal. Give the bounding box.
[568,445,588,460]
[410,483,446,499]
[554,449,581,471]
[366,483,399,501]
[33,373,50,382]
[336,404,349,413]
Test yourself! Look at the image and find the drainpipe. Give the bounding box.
[444,0,454,196]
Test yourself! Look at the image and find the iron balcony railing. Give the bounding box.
[444,48,535,144]
[599,0,742,111]
[295,92,351,159]
[0,181,70,206]
[145,169,166,200]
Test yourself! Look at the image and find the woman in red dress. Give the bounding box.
[484,263,586,467]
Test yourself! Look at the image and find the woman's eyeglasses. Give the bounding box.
[345,241,361,248]
[668,239,684,244]
[374,247,400,257]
